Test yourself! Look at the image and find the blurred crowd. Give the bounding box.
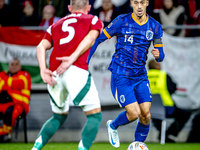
[0,0,199,37]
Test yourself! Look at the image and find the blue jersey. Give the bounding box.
[89,13,165,77]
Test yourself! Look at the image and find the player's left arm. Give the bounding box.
[151,38,165,62]
[151,23,165,62]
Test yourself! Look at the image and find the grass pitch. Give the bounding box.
[0,142,200,150]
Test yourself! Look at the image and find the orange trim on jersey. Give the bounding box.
[154,44,163,47]
[103,29,111,39]
[132,13,149,26]
[18,75,28,89]
[10,93,29,104]
[21,89,30,96]
[115,89,118,100]
[7,77,12,87]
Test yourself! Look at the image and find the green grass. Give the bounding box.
[0,143,200,150]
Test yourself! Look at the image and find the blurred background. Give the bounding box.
[0,0,200,145]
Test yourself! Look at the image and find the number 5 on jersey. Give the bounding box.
[60,18,77,45]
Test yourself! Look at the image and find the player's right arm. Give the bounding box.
[87,15,122,64]
[87,32,109,64]
[56,29,100,75]
[37,39,56,86]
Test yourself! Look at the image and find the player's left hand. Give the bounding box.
[151,48,159,59]
[56,57,74,75]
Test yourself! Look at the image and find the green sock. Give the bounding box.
[33,113,68,150]
[80,112,102,150]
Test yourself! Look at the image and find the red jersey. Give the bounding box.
[44,12,103,71]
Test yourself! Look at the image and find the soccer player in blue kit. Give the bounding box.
[88,0,165,148]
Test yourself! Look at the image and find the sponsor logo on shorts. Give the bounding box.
[120,95,125,103]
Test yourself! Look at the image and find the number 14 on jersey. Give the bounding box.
[124,35,133,44]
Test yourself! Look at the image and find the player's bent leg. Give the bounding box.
[106,102,140,148]
[79,108,102,150]
[32,112,68,150]
[139,102,151,124]
[125,102,141,122]
[110,102,140,130]
[135,102,151,142]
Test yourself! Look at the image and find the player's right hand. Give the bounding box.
[40,69,57,86]
[56,56,74,75]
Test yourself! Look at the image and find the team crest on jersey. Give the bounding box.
[120,95,125,103]
[146,30,154,40]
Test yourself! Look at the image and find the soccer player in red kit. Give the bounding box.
[31,0,103,150]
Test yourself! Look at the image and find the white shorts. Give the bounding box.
[47,65,101,113]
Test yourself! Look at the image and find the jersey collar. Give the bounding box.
[131,13,149,26]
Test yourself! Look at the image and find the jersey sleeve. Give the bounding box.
[87,33,108,64]
[87,16,121,64]
[153,23,165,62]
[90,16,103,33]
[43,25,53,44]
[154,23,163,39]
[103,15,122,39]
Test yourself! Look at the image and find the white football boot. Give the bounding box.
[106,120,120,148]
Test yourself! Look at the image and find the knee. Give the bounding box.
[140,111,151,125]
[145,112,151,121]
[53,113,68,125]
[95,112,102,123]
[127,110,141,122]
[87,112,102,123]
